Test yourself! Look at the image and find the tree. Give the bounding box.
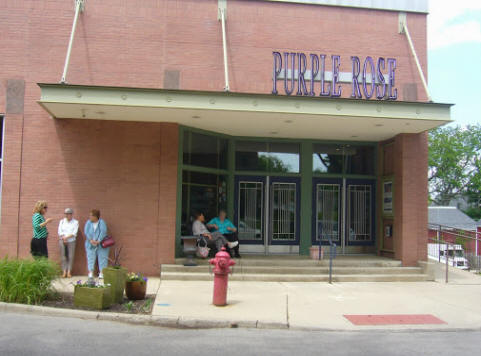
[258,155,291,173]
[428,124,481,209]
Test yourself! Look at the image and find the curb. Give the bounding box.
[0,302,286,330]
[3,302,481,332]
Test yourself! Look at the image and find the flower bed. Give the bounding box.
[42,293,155,314]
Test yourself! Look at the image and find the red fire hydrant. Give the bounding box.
[209,247,236,306]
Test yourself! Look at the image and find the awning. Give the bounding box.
[38,83,452,141]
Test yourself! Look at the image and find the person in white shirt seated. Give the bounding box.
[192,211,238,253]
[57,208,79,278]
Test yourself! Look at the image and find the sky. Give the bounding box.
[428,0,481,127]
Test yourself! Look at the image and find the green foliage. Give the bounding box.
[124,300,134,312]
[463,206,481,221]
[0,257,60,304]
[126,272,148,284]
[141,298,153,313]
[455,236,467,248]
[429,124,481,205]
[258,155,291,173]
[75,279,109,288]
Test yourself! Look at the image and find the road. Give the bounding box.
[0,312,480,356]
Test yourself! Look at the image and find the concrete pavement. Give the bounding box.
[9,266,481,331]
[152,280,481,330]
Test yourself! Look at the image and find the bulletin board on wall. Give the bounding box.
[382,177,394,217]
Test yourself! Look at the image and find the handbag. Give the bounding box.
[101,235,115,248]
[196,237,210,258]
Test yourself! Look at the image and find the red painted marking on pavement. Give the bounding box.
[343,314,446,325]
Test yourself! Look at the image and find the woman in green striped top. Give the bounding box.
[31,200,54,258]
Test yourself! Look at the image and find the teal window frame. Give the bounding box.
[175,125,378,256]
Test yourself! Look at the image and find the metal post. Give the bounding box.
[264,176,270,256]
[399,12,432,102]
[329,247,333,284]
[437,226,441,263]
[341,178,346,255]
[220,8,230,92]
[328,236,336,284]
[445,243,449,283]
[60,0,84,84]
[474,227,479,257]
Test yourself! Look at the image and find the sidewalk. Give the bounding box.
[47,271,481,331]
[152,280,481,330]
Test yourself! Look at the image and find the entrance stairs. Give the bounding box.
[161,255,429,282]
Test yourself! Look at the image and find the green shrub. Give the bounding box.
[0,257,60,304]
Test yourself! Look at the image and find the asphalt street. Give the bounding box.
[1,312,480,356]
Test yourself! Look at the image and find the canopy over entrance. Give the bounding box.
[38,83,452,141]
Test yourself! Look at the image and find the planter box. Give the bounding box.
[125,281,147,301]
[102,267,127,304]
[74,285,112,310]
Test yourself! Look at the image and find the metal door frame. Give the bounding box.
[235,175,300,254]
[268,176,301,247]
[234,176,266,247]
[345,178,376,247]
[312,178,344,251]
[312,178,376,254]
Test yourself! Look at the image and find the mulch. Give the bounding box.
[42,293,155,314]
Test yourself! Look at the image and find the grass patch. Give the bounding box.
[0,257,60,305]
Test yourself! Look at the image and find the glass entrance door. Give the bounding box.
[236,176,300,254]
[313,178,375,254]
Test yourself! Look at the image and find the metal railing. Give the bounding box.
[326,235,337,284]
[428,223,481,283]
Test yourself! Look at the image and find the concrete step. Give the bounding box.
[174,258,402,268]
[160,272,430,282]
[162,264,423,275]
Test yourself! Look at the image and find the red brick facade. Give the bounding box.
[0,0,430,273]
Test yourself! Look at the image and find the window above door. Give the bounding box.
[235,141,300,173]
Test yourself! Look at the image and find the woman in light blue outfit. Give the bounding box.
[84,209,109,280]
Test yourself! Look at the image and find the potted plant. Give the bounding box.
[102,247,127,304]
[73,279,112,310]
[125,272,148,300]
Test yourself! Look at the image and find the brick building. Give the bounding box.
[0,0,451,275]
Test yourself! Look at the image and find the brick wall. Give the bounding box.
[393,132,429,266]
[0,0,428,99]
[0,117,178,275]
[0,0,429,272]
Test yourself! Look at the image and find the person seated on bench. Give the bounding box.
[207,209,241,258]
[192,211,238,253]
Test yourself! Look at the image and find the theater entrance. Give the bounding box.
[235,176,300,255]
[313,178,376,254]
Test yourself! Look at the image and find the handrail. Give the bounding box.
[428,222,481,282]
[428,237,456,283]
[428,223,479,240]
[327,235,337,284]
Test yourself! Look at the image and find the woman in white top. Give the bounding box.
[58,208,79,278]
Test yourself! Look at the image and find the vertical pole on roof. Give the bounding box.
[398,12,432,102]
[60,0,85,84]
[219,0,230,91]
